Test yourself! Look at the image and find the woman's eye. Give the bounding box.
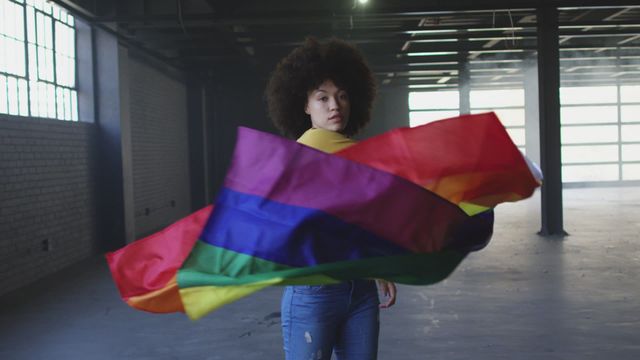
[320,97,328,101]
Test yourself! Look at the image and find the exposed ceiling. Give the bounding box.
[54,0,640,89]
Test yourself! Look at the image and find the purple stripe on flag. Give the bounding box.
[224,127,469,253]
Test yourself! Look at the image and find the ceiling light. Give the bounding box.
[358,0,369,4]
[407,51,458,57]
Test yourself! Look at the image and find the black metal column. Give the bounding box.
[536,7,566,237]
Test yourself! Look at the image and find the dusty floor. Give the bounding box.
[1,187,639,359]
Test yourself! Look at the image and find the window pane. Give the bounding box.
[0,2,5,37]
[55,54,66,85]
[18,78,28,116]
[409,91,459,110]
[64,87,71,120]
[0,36,5,73]
[471,89,524,108]
[29,80,39,116]
[55,21,74,58]
[2,1,25,41]
[622,144,640,162]
[472,108,525,127]
[621,105,640,123]
[561,106,618,124]
[14,2,25,41]
[44,1,52,15]
[621,85,640,103]
[562,125,619,144]
[621,125,640,142]
[506,128,525,146]
[0,75,7,113]
[560,86,617,105]
[37,46,48,80]
[56,86,63,119]
[7,76,19,115]
[44,16,53,48]
[46,48,54,80]
[27,43,37,78]
[56,55,75,87]
[37,81,47,117]
[8,38,26,76]
[410,110,460,127]
[55,21,66,55]
[71,89,77,120]
[36,12,44,45]
[26,6,35,43]
[622,164,640,180]
[3,2,13,39]
[563,164,619,182]
[562,145,619,163]
[494,108,524,127]
[32,0,45,11]
[46,82,55,118]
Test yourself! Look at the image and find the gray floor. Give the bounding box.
[1,187,639,359]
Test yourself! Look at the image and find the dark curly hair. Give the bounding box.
[266,37,377,139]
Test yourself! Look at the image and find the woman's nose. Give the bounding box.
[329,96,339,110]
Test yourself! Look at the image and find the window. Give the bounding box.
[409,88,526,153]
[470,88,526,153]
[0,0,77,120]
[408,90,460,127]
[561,85,640,182]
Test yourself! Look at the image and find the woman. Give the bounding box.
[266,37,397,360]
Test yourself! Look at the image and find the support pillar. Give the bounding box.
[94,28,136,249]
[536,7,567,237]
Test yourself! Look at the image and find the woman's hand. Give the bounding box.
[376,279,397,309]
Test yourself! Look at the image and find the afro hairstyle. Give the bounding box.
[265,37,377,139]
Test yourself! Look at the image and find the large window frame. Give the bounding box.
[408,90,461,126]
[409,88,527,154]
[0,0,77,121]
[470,88,526,154]
[561,85,640,182]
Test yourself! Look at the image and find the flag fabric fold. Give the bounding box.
[106,112,541,320]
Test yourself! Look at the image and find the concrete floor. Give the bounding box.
[1,187,639,359]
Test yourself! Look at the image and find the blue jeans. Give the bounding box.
[281,280,380,360]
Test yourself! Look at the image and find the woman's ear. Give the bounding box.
[304,102,310,115]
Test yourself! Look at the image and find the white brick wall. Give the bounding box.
[0,115,98,296]
[128,58,191,238]
[0,55,192,296]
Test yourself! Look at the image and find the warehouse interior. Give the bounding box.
[1,0,639,359]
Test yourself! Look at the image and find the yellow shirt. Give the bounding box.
[296,128,356,153]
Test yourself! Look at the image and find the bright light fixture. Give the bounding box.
[358,0,369,4]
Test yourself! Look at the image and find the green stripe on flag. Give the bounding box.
[178,241,467,288]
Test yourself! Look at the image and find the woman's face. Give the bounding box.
[305,79,350,133]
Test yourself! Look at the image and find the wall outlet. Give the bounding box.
[41,238,52,252]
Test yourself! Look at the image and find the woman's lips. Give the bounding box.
[329,114,343,122]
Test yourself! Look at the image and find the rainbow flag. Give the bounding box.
[107,112,541,320]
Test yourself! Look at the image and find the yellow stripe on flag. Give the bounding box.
[179,278,283,320]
